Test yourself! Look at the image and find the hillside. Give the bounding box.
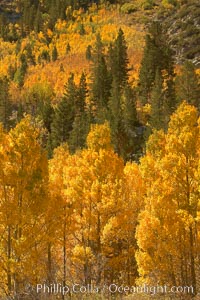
[0,7,144,99]
[1,0,200,66]
[0,2,200,299]
[0,0,199,155]
[119,0,200,66]
[156,0,200,65]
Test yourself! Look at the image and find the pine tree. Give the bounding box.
[0,14,8,40]
[21,0,37,34]
[15,39,21,55]
[48,0,59,29]
[163,69,176,127]
[24,43,35,65]
[149,68,164,130]
[66,43,71,54]
[86,45,92,60]
[52,45,58,62]
[122,85,141,160]
[90,33,111,123]
[108,79,124,156]
[109,28,129,91]
[176,61,200,109]
[20,53,28,74]
[8,64,17,80]
[69,72,89,152]
[14,53,28,87]
[138,22,175,106]
[138,34,159,105]
[107,29,138,160]
[51,73,77,149]
[79,23,86,35]
[69,113,89,153]
[108,81,140,160]
[122,85,138,132]
[60,63,65,72]
[0,77,13,130]
[34,5,42,33]
[39,50,50,64]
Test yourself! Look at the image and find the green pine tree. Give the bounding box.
[0,77,13,130]
[8,64,17,80]
[76,72,88,114]
[86,45,92,60]
[51,73,77,149]
[34,5,42,33]
[122,84,141,160]
[109,28,129,91]
[0,14,8,40]
[25,43,35,65]
[14,53,28,87]
[138,21,174,106]
[107,29,138,160]
[52,45,58,62]
[20,53,28,76]
[163,70,176,127]
[149,68,164,130]
[138,34,160,105]
[90,33,111,123]
[108,78,124,155]
[37,98,54,133]
[79,23,86,35]
[69,72,89,152]
[66,43,71,54]
[15,40,21,55]
[175,61,200,109]
[69,113,89,153]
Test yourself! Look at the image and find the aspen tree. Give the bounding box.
[136,102,200,294]
[65,123,125,285]
[0,116,48,297]
[48,144,74,290]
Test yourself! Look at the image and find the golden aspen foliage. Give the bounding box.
[62,123,125,284]
[0,39,16,77]
[0,116,48,296]
[0,5,145,99]
[46,123,145,286]
[136,102,200,293]
[102,162,145,285]
[86,122,113,151]
[48,144,74,283]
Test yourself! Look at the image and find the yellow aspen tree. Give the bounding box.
[102,162,144,285]
[136,102,200,295]
[164,102,200,292]
[48,144,74,287]
[64,123,125,285]
[0,116,48,298]
[0,124,12,297]
[123,162,144,284]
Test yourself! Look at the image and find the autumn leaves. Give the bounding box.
[137,102,200,293]
[0,117,48,296]
[0,102,199,298]
[48,123,139,287]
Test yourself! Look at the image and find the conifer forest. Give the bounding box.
[0,0,200,299]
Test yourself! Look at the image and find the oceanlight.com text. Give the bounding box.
[36,283,194,295]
